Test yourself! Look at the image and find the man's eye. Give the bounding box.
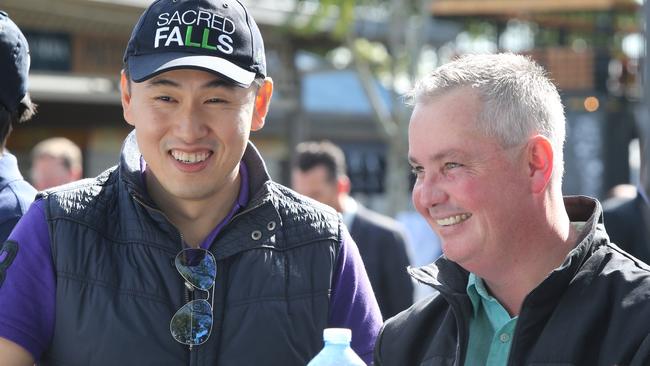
[206,97,228,104]
[443,162,462,170]
[410,166,424,176]
[154,96,172,102]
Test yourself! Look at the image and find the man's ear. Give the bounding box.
[526,135,554,194]
[251,78,273,131]
[337,175,351,195]
[120,71,135,127]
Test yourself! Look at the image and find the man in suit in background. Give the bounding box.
[292,140,414,319]
[603,118,650,263]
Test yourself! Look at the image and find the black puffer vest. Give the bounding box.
[39,132,342,366]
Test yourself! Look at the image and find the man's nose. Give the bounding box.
[174,104,208,142]
[415,175,447,209]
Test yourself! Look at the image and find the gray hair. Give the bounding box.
[406,53,566,181]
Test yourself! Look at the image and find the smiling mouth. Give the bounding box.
[170,150,212,164]
[436,213,472,227]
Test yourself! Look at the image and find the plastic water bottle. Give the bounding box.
[306,328,366,366]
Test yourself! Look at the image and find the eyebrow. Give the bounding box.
[409,149,465,165]
[146,76,237,90]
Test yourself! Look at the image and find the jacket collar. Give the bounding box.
[409,196,607,300]
[119,130,274,209]
[117,130,283,257]
[119,130,149,203]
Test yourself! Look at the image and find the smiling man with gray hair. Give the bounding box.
[374,53,650,366]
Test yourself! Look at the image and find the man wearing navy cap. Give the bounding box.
[0,1,381,365]
[0,11,36,243]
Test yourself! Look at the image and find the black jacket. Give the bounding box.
[40,132,347,366]
[349,204,413,319]
[375,196,650,366]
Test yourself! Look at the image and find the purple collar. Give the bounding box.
[140,159,250,249]
[198,162,249,249]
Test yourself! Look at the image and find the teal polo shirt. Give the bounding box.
[464,273,518,366]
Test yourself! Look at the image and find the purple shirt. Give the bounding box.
[0,163,381,363]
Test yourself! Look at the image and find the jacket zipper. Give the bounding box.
[132,196,196,361]
[132,192,268,366]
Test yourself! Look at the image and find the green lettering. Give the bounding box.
[201,28,217,50]
[184,26,201,48]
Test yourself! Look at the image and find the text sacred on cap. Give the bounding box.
[154,10,235,54]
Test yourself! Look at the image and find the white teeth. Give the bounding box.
[171,150,210,164]
[436,213,471,226]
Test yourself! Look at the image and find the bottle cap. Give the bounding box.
[323,328,352,344]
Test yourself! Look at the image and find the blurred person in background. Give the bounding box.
[0,11,37,242]
[374,53,650,366]
[0,0,381,365]
[292,140,413,319]
[603,119,650,263]
[30,137,83,190]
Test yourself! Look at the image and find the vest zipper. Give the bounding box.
[131,195,197,358]
[132,189,266,364]
[131,195,181,240]
[229,199,265,223]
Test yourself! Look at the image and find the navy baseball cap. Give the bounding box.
[0,11,30,113]
[124,0,266,87]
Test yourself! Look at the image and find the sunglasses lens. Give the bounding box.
[175,249,216,291]
[170,299,213,345]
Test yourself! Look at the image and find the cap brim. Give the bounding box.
[128,52,256,87]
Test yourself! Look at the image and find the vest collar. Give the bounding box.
[118,130,283,256]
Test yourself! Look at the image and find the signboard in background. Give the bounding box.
[339,143,387,195]
[23,31,72,72]
[73,35,125,76]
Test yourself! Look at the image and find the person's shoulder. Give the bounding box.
[0,179,35,211]
[268,181,340,220]
[42,166,116,196]
[376,292,448,360]
[595,244,650,300]
[38,167,119,216]
[603,195,637,217]
[383,292,443,327]
[354,205,406,240]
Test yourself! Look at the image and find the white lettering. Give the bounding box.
[154,27,169,48]
[210,13,223,30]
[181,10,197,26]
[222,17,235,34]
[157,13,170,27]
[165,26,184,47]
[168,11,182,26]
[158,11,234,34]
[197,11,213,28]
[217,34,234,54]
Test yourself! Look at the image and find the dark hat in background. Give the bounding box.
[124,0,266,87]
[0,10,30,113]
